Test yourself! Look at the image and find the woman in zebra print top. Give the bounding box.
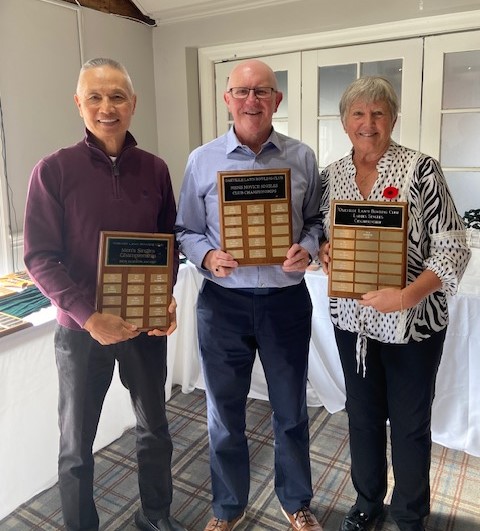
[318,76,470,531]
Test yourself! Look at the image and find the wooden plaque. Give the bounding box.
[0,311,32,337]
[328,200,408,298]
[218,169,292,265]
[96,231,174,331]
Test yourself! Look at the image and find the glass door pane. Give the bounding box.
[302,39,423,169]
[423,31,480,217]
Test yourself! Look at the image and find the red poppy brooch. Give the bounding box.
[383,186,399,200]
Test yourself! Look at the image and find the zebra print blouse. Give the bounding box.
[319,141,471,346]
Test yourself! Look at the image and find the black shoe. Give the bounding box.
[134,508,188,531]
[339,506,383,531]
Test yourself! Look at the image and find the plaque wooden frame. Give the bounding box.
[218,168,292,265]
[328,200,408,298]
[96,231,174,331]
[0,311,32,337]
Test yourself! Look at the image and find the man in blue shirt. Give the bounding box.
[175,59,323,531]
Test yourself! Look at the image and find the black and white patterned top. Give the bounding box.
[320,141,471,348]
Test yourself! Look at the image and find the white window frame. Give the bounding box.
[198,10,480,144]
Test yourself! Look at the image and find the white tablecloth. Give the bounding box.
[172,259,480,459]
[1,255,479,519]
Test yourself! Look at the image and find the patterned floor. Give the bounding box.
[1,386,479,530]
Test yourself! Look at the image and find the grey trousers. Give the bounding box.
[54,325,173,531]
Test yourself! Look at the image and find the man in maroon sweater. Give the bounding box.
[23,58,186,531]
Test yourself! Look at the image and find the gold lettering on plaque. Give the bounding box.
[249,249,267,258]
[226,227,243,237]
[149,306,167,316]
[249,237,266,247]
[150,317,166,327]
[335,239,355,250]
[126,307,144,317]
[271,203,288,213]
[225,216,242,226]
[230,249,245,259]
[333,249,355,260]
[271,214,289,224]
[127,295,144,306]
[226,238,243,248]
[103,295,121,306]
[127,284,144,294]
[151,274,168,283]
[248,226,265,235]
[150,295,167,305]
[104,273,122,283]
[334,228,355,239]
[248,215,265,225]
[224,205,241,215]
[104,284,122,294]
[128,273,145,283]
[247,204,264,213]
[150,284,167,294]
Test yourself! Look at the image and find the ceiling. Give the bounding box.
[131,0,300,25]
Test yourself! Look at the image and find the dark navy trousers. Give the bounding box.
[197,280,314,520]
[334,327,446,531]
[54,325,173,531]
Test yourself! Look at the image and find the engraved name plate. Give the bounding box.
[96,231,174,331]
[218,169,292,265]
[328,200,408,298]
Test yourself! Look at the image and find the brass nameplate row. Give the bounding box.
[0,311,32,337]
[328,200,408,298]
[218,169,292,265]
[96,231,174,331]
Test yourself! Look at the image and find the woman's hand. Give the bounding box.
[359,288,404,313]
[318,241,330,275]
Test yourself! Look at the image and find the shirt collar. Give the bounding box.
[226,126,281,155]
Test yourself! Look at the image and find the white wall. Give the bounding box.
[152,0,480,197]
[0,0,157,273]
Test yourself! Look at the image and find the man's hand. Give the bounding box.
[83,311,140,345]
[282,243,310,272]
[202,249,238,277]
[147,296,177,337]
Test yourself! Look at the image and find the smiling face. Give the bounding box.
[224,60,283,153]
[343,99,396,159]
[74,65,136,156]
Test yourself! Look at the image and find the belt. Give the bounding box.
[231,286,289,296]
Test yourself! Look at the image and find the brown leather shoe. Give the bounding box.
[281,506,323,530]
[203,511,246,531]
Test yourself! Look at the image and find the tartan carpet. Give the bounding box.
[1,385,479,530]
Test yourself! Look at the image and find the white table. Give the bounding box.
[0,263,202,520]
[172,256,480,459]
[1,254,479,520]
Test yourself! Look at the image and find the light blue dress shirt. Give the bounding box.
[175,127,323,289]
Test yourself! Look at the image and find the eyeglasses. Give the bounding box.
[228,87,277,99]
